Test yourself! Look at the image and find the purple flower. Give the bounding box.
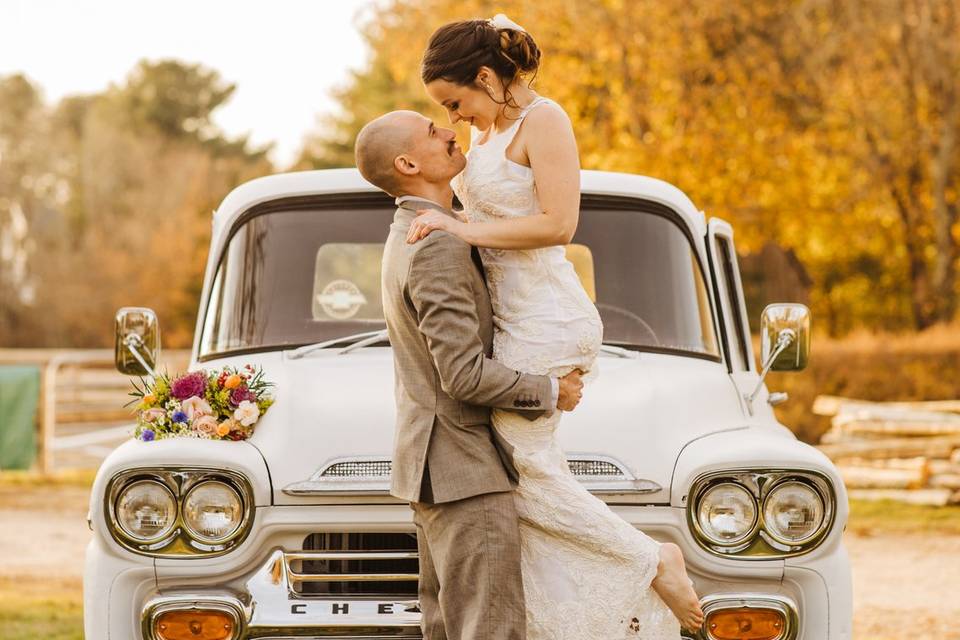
[141,429,155,441]
[170,371,208,400]
[172,410,188,424]
[229,385,256,406]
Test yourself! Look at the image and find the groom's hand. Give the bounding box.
[557,369,584,411]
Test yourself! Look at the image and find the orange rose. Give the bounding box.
[143,393,156,405]
[224,374,243,389]
[216,421,232,437]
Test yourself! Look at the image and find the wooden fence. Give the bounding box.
[815,395,960,505]
[0,349,190,473]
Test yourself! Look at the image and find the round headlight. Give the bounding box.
[762,480,824,544]
[182,481,244,543]
[115,480,177,542]
[696,482,757,545]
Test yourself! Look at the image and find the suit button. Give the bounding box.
[534,400,541,407]
[520,400,530,407]
[514,401,522,407]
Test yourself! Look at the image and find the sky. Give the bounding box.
[0,0,375,167]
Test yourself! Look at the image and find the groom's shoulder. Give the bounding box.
[409,230,471,267]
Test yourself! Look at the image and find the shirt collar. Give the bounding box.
[395,194,446,210]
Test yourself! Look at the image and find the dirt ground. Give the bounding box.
[2,485,959,639]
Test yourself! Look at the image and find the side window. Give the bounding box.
[714,237,750,371]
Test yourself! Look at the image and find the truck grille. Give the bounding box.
[284,455,662,495]
[292,532,419,596]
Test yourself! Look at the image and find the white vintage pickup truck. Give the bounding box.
[85,168,852,640]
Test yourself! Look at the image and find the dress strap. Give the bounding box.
[502,96,553,145]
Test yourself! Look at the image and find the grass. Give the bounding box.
[0,469,96,489]
[0,578,83,640]
[847,498,960,536]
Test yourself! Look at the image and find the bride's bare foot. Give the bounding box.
[650,543,704,632]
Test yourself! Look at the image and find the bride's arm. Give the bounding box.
[407,106,581,249]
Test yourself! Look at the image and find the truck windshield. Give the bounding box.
[198,196,719,361]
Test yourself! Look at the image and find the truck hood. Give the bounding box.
[233,348,747,505]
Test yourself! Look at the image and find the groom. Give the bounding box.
[355,110,584,640]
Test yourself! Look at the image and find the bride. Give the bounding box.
[408,14,705,639]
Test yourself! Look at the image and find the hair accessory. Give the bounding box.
[488,13,525,33]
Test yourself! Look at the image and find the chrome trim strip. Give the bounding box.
[285,551,419,562]
[695,592,799,640]
[284,454,662,496]
[287,572,420,582]
[284,549,419,585]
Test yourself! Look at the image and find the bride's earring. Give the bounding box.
[477,74,494,95]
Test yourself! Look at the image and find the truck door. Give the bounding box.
[706,219,771,420]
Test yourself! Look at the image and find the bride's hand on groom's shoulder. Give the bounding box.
[406,209,466,244]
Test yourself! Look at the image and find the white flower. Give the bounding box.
[233,400,260,427]
[488,13,525,32]
[181,396,213,420]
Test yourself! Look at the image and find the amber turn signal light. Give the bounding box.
[705,606,785,640]
[155,610,236,640]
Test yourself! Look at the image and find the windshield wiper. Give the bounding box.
[286,329,390,359]
[290,333,635,360]
[599,343,641,359]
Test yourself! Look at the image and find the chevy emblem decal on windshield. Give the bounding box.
[317,280,368,319]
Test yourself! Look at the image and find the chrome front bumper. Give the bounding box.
[142,547,801,640]
[143,548,423,639]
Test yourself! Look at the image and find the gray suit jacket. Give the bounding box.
[381,199,552,504]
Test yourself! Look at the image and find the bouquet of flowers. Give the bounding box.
[126,364,276,442]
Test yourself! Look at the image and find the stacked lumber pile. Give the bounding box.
[814,395,960,506]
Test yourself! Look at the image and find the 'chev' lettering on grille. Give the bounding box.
[291,603,401,615]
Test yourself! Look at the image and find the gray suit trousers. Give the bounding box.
[411,467,525,640]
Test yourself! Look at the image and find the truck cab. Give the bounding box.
[85,168,852,640]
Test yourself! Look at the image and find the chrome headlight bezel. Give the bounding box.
[106,467,254,558]
[181,480,245,544]
[692,481,759,548]
[114,479,179,544]
[762,478,826,546]
[686,468,835,559]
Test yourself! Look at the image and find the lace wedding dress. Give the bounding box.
[451,96,681,639]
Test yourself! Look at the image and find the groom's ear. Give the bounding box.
[394,154,420,177]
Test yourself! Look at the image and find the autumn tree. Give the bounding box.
[0,60,274,348]
[297,0,960,335]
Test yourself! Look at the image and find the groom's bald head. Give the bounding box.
[354,111,421,197]
[355,110,465,198]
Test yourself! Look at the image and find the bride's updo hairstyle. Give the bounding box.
[421,18,541,110]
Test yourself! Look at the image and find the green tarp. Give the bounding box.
[0,365,40,470]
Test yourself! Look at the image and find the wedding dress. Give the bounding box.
[451,96,681,639]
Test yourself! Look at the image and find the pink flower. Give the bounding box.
[181,396,213,421]
[193,415,219,437]
[228,385,256,406]
[171,371,208,400]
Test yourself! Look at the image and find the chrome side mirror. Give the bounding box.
[114,307,160,377]
[744,303,810,415]
[760,303,810,371]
